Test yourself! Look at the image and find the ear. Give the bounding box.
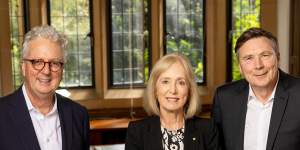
[238,63,244,76]
[21,62,26,77]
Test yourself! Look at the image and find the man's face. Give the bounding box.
[22,37,64,98]
[238,37,279,90]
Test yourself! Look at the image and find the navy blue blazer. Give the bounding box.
[0,87,90,150]
[125,116,221,150]
[212,70,300,150]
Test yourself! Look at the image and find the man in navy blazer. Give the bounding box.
[0,25,89,150]
[212,28,300,150]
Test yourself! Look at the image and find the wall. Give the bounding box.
[0,0,13,96]
[277,0,290,72]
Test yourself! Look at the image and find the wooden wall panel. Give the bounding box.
[290,0,300,76]
[0,0,13,96]
[261,0,277,36]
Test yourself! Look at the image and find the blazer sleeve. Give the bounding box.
[204,119,222,150]
[82,107,90,150]
[211,88,225,150]
[125,121,143,150]
[211,87,222,125]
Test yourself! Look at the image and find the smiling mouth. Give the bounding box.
[38,78,51,84]
[166,97,179,101]
[255,72,267,76]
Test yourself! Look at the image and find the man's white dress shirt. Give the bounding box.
[22,85,62,150]
[243,80,278,150]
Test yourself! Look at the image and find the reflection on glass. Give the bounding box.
[49,0,93,87]
[110,0,150,86]
[165,0,205,83]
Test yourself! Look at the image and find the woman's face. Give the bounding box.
[156,62,189,114]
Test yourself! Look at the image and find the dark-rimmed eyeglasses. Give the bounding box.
[23,58,64,72]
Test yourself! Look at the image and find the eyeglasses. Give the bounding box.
[23,58,64,72]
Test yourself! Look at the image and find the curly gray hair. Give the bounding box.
[22,25,68,60]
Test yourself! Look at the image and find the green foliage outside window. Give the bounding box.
[9,0,24,89]
[8,0,261,89]
[165,0,205,83]
[110,0,150,86]
[50,0,93,87]
[231,0,260,81]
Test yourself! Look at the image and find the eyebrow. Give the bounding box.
[241,50,274,57]
[260,51,274,54]
[159,77,186,80]
[31,58,64,61]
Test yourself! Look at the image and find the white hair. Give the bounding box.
[22,25,68,60]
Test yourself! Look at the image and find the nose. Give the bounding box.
[41,62,51,74]
[169,82,177,94]
[254,56,264,69]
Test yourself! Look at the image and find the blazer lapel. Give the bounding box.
[57,95,73,150]
[8,88,41,150]
[266,71,289,150]
[184,119,198,150]
[146,117,163,150]
[233,81,249,150]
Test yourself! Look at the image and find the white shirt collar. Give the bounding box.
[248,72,279,103]
[22,84,58,116]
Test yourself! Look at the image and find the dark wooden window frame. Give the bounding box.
[46,0,95,89]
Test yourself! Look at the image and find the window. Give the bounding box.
[164,0,205,84]
[109,0,150,87]
[229,0,260,81]
[9,0,27,89]
[0,0,278,112]
[48,0,94,87]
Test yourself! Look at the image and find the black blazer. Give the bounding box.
[0,87,90,150]
[125,116,221,150]
[212,70,300,150]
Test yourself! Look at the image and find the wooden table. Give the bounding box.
[89,118,138,145]
[90,118,134,130]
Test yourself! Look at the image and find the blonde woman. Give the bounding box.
[125,53,220,150]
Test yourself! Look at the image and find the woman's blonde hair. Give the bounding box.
[143,53,201,119]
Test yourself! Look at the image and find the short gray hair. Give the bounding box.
[235,27,279,60]
[22,25,68,60]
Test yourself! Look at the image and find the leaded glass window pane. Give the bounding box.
[165,0,205,83]
[9,0,25,89]
[49,0,93,87]
[110,0,150,87]
[231,0,260,80]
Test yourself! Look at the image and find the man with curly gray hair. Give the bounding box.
[0,25,89,150]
